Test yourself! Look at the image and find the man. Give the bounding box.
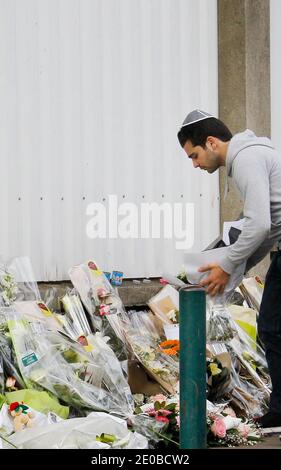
[178,109,281,428]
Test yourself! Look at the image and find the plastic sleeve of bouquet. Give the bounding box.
[7,256,40,302]
[227,358,268,417]
[0,353,4,393]
[127,310,164,341]
[8,315,133,417]
[87,332,134,415]
[125,327,179,394]
[61,292,91,338]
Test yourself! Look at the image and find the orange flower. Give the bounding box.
[159,340,180,355]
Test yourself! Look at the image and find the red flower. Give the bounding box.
[9,402,20,412]
[156,416,170,424]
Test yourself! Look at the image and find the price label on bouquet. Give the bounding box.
[21,352,38,367]
[87,261,103,277]
[37,302,53,318]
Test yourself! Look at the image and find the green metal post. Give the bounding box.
[180,286,206,449]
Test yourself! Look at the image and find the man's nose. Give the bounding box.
[192,160,200,168]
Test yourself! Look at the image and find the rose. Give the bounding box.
[158,409,172,417]
[156,416,170,424]
[97,288,107,299]
[210,418,226,438]
[238,423,249,438]
[99,304,110,316]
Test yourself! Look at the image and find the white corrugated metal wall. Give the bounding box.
[0,0,219,281]
[271,0,281,152]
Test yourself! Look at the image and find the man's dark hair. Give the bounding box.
[177,117,232,148]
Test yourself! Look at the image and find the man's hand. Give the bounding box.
[198,263,230,296]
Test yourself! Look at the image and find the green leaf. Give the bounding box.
[96,433,117,444]
[165,403,176,411]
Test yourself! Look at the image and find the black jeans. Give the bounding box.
[258,251,281,413]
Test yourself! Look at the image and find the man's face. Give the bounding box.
[183,139,221,174]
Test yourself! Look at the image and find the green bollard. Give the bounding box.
[180,286,206,449]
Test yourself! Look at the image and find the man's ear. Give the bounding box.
[206,137,216,150]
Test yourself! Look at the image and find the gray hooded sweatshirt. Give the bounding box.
[219,129,281,275]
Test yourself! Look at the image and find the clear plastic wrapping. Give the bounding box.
[0,256,40,306]
[68,261,129,360]
[59,290,92,341]
[124,315,179,395]
[6,309,133,418]
[206,302,270,417]
[3,412,148,449]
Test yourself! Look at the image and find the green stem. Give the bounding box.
[150,428,179,447]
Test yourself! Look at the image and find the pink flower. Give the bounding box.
[238,424,249,438]
[176,415,180,428]
[156,416,170,424]
[99,304,110,316]
[150,394,167,403]
[148,410,157,417]
[210,418,226,438]
[97,288,107,299]
[158,409,172,417]
[223,407,236,418]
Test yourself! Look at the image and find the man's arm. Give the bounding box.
[219,151,271,275]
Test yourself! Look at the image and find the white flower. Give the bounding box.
[222,415,242,430]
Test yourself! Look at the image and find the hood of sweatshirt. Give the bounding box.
[224,129,274,198]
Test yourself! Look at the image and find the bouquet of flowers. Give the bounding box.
[69,261,129,360]
[0,257,40,305]
[133,393,179,449]
[207,405,262,447]
[7,309,132,417]
[0,270,18,306]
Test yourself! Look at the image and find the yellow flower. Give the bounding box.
[209,363,222,376]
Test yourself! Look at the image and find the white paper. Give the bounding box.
[164,324,179,340]
[184,246,246,301]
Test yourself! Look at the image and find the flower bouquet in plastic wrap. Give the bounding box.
[124,311,179,395]
[133,393,180,449]
[14,301,63,332]
[206,401,262,447]
[59,291,133,412]
[0,308,26,395]
[207,302,270,418]
[58,291,92,343]
[6,308,133,418]
[0,257,40,306]
[69,261,129,360]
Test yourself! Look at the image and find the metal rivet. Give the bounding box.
[18,197,21,201]
[40,197,43,201]
[82,196,86,200]
[162,194,164,198]
[181,194,183,198]
[102,198,106,202]
[61,197,64,201]
[122,195,125,198]
[142,195,145,198]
